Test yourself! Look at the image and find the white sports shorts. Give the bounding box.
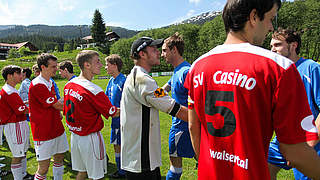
[4,121,30,157]
[0,125,3,146]
[34,132,69,161]
[71,131,107,179]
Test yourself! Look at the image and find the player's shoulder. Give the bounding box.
[68,77,103,95]
[190,43,294,71]
[31,76,48,87]
[1,84,18,95]
[303,58,320,69]
[119,73,126,81]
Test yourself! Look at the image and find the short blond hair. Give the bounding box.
[76,50,99,70]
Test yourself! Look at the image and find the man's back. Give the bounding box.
[64,77,116,136]
[185,43,317,179]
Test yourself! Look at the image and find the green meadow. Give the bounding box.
[0,76,294,179]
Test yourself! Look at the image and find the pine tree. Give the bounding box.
[91,9,107,45]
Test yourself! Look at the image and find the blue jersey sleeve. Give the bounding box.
[51,78,60,100]
[311,66,320,111]
[105,80,111,97]
[168,76,172,87]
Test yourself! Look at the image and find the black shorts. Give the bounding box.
[126,167,161,180]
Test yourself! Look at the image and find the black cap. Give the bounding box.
[131,37,164,58]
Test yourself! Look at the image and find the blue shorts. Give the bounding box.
[267,137,292,170]
[168,129,194,158]
[110,128,121,145]
[292,142,320,180]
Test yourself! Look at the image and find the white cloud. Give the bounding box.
[187,9,195,17]
[46,0,77,12]
[57,0,76,11]
[0,0,43,25]
[189,0,201,5]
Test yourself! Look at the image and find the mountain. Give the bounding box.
[0,11,220,43]
[178,11,222,25]
[0,25,139,39]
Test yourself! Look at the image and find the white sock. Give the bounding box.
[53,162,64,180]
[21,157,27,177]
[170,165,182,174]
[11,163,23,180]
[35,172,47,180]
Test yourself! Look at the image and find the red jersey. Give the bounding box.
[63,77,116,136]
[184,43,318,180]
[29,76,64,141]
[0,84,27,124]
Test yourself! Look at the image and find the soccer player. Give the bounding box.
[0,65,33,180]
[18,68,32,104]
[161,32,194,180]
[32,64,40,77]
[19,68,32,122]
[32,64,61,100]
[120,37,188,180]
[105,54,126,178]
[29,54,69,180]
[184,0,320,179]
[268,29,320,180]
[63,50,119,180]
[58,61,76,81]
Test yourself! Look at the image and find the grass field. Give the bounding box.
[0,76,294,179]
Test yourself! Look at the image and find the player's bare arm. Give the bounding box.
[280,142,320,179]
[175,105,188,122]
[188,108,200,159]
[52,101,63,111]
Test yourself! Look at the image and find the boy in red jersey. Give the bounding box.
[63,50,119,180]
[184,0,320,179]
[29,54,68,180]
[0,65,33,179]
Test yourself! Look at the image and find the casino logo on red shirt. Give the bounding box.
[109,106,116,115]
[46,97,55,104]
[301,115,317,133]
[18,106,26,112]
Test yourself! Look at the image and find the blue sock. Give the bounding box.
[166,166,182,180]
[115,153,125,175]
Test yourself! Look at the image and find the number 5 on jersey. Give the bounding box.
[205,90,236,137]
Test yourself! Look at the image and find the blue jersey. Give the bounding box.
[105,73,126,129]
[51,78,60,100]
[295,57,320,118]
[168,61,190,131]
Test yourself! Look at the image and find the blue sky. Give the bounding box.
[0,0,227,30]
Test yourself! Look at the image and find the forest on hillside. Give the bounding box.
[109,0,320,74]
[0,25,139,52]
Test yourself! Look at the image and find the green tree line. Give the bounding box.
[110,0,320,74]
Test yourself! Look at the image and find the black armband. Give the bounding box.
[169,102,181,117]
